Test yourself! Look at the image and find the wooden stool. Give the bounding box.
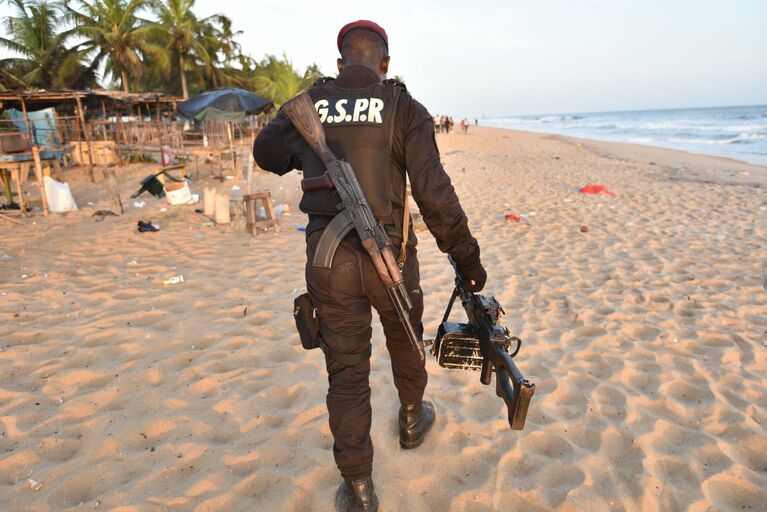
[244,191,280,235]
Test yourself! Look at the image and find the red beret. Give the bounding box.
[337,20,388,52]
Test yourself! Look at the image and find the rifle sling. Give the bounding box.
[398,192,410,266]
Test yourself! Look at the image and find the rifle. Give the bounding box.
[433,256,535,430]
[283,92,427,361]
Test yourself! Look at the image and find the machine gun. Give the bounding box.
[433,256,535,429]
[283,92,427,361]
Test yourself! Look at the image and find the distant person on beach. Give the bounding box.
[434,114,441,133]
[254,19,485,512]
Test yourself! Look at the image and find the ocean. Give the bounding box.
[483,105,767,167]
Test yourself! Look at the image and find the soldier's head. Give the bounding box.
[336,20,390,79]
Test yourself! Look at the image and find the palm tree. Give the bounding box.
[150,0,225,98]
[194,14,248,90]
[252,55,322,107]
[0,0,97,89]
[65,0,167,92]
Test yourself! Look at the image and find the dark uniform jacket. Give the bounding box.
[253,64,478,261]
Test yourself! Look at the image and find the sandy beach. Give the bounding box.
[1,126,765,511]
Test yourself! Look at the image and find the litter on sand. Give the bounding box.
[163,275,184,285]
[579,184,614,195]
[92,210,118,221]
[137,220,160,232]
[505,214,522,222]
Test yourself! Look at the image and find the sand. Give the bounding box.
[1,127,765,511]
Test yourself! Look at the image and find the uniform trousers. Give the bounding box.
[305,230,426,480]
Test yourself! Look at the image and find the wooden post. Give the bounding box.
[214,192,230,224]
[74,113,85,171]
[116,109,127,163]
[203,187,216,216]
[245,152,253,194]
[11,166,26,214]
[74,96,95,182]
[18,96,35,146]
[244,194,256,236]
[156,100,165,149]
[227,122,238,178]
[100,100,108,141]
[31,146,49,215]
[137,104,146,160]
[103,165,124,215]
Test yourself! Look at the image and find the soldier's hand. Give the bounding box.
[454,247,487,292]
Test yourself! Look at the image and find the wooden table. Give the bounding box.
[0,146,63,216]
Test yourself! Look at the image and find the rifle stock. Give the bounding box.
[283,93,334,165]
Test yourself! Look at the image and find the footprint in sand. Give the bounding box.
[207,415,241,444]
[38,437,81,462]
[622,361,661,394]
[574,325,607,339]
[248,311,274,326]
[728,435,767,473]
[224,452,261,476]
[522,431,574,459]
[590,384,627,419]
[699,331,732,348]
[648,295,673,312]
[537,463,586,507]
[663,379,714,405]
[702,474,767,511]
[622,323,662,342]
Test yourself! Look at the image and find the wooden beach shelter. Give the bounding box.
[0,90,84,215]
[0,89,179,217]
[84,90,181,165]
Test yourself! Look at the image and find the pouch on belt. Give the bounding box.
[293,293,321,350]
[293,292,372,365]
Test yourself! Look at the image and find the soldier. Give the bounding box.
[253,20,486,512]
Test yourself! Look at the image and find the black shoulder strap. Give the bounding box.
[313,76,336,86]
[386,84,402,156]
[383,78,407,92]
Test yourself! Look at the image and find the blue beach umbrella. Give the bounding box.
[177,88,273,121]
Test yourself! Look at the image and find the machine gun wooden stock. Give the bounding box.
[283,92,427,361]
[433,256,535,430]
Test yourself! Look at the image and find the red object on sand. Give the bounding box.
[505,214,522,222]
[579,184,614,195]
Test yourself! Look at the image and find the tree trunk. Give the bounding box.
[179,53,188,99]
[120,69,130,92]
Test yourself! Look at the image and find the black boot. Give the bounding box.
[335,476,379,512]
[399,400,436,449]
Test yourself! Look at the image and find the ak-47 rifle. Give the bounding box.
[283,92,427,361]
[433,256,535,430]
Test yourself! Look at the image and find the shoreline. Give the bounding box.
[480,125,767,188]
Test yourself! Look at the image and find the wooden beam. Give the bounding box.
[74,96,95,182]
[18,96,34,146]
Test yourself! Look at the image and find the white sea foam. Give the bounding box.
[485,105,767,166]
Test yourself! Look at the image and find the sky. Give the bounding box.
[2,0,766,117]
